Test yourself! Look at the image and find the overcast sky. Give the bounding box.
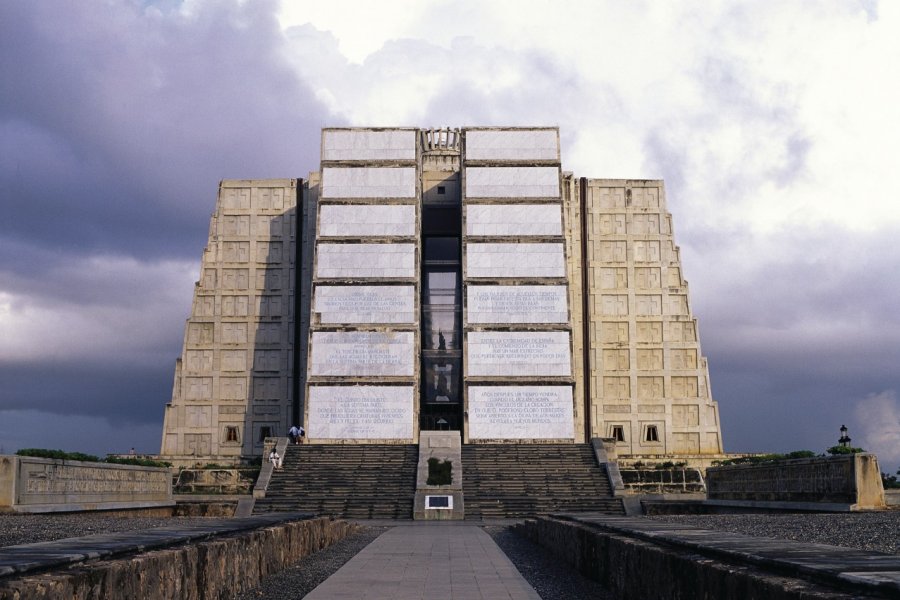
[1,0,898,472]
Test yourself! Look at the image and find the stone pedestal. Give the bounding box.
[413,431,464,520]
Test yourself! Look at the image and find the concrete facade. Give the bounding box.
[159,127,723,460]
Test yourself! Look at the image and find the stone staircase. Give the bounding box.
[462,444,625,519]
[253,444,418,519]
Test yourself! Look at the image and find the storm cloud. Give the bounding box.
[1,0,897,471]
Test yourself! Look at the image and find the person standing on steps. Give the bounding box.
[288,424,301,445]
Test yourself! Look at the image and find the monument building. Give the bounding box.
[160,127,723,463]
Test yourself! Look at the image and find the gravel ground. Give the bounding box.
[483,525,618,600]
[236,525,387,600]
[0,514,212,547]
[647,512,900,555]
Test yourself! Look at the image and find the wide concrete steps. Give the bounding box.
[462,444,624,519]
[253,444,418,519]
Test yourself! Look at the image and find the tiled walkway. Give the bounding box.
[304,524,541,600]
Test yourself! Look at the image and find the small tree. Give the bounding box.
[826,445,866,455]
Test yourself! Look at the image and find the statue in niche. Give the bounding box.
[434,363,452,402]
[438,330,447,350]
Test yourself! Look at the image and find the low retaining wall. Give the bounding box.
[706,453,885,510]
[619,467,705,495]
[0,455,172,513]
[0,516,358,600]
[515,516,862,599]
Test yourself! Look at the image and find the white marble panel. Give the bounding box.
[310,331,415,376]
[466,285,568,324]
[319,205,416,237]
[322,167,417,198]
[467,332,571,376]
[465,130,559,161]
[322,129,416,161]
[466,243,565,278]
[466,204,562,236]
[468,386,574,440]
[308,385,414,439]
[314,285,416,324]
[316,243,415,279]
[465,167,559,198]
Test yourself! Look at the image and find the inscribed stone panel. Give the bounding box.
[184,377,212,400]
[633,241,661,263]
[308,385,414,439]
[221,350,247,372]
[322,129,416,161]
[315,285,416,324]
[667,267,682,287]
[253,350,281,372]
[603,405,631,414]
[466,332,571,377]
[595,187,625,208]
[464,130,559,161]
[254,187,285,211]
[671,376,699,398]
[673,405,701,427]
[256,241,283,263]
[310,332,415,377]
[635,267,661,289]
[257,295,284,317]
[636,349,664,370]
[632,187,660,208]
[465,243,565,278]
[253,377,283,400]
[673,432,700,453]
[670,349,698,370]
[602,349,629,371]
[316,243,416,279]
[465,167,560,198]
[635,295,662,315]
[319,205,416,237]
[222,269,249,289]
[185,350,213,372]
[187,323,214,345]
[465,204,562,236]
[599,268,627,289]
[468,386,574,440]
[223,241,249,263]
[597,214,626,235]
[201,269,216,289]
[600,322,629,343]
[221,188,250,210]
[255,269,283,290]
[221,215,249,236]
[221,296,249,317]
[186,406,212,427]
[194,296,215,317]
[667,321,696,342]
[598,241,627,262]
[321,167,416,198]
[466,285,568,324]
[599,295,628,316]
[256,323,284,345]
[668,295,689,315]
[603,377,630,398]
[220,377,248,400]
[631,214,661,234]
[637,377,664,398]
[636,322,663,343]
[637,404,665,414]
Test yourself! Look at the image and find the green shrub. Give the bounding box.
[426,457,452,486]
[16,448,101,462]
[106,456,172,468]
[826,445,866,455]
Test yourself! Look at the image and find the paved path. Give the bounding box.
[304,524,541,600]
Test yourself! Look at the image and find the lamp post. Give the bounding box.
[839,424,851,448]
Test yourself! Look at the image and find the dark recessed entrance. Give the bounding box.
[420,178,462,432]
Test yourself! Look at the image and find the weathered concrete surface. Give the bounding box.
[707,453,886,510]
[0,513,357,600]
[0,456,172,514]
[413,431,464,520]
[516,514,900,599]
